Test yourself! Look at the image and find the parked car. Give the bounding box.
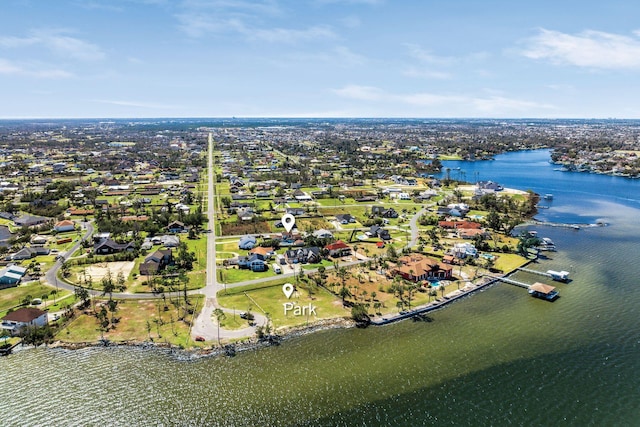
[195,336,205,342]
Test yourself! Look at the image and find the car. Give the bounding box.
[239,312,248,319]
[195,336,205,342]
[274,221,283,228]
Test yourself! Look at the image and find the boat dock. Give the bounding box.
[490,275,530,289]
[517,267,570,282]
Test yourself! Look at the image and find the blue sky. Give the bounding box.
[2,0,640,118]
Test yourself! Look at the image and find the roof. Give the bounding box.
[55,219,75,227]
[325,240,350,251]
[248,246,274,256]
[2,307,46,323]
[529,282,556,294]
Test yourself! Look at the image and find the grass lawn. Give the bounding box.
[0,281,64,312]
[217,281,349,329]
[220,266,277,283]
[491,253,529,273]
[60,296,203,348]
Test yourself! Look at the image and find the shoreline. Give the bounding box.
[42,316,356,360]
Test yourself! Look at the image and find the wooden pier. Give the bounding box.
[489,275,530,289]
[517,267,570,282]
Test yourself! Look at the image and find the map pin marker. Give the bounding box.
[282,213,296,233]
[282,283,294,299]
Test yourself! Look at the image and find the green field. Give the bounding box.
[217,281,349,329]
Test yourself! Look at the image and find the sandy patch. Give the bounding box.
[80,261,136,282]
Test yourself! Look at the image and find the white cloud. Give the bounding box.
[332,84,556,115]
[402,67,451,80]
[522,29,640,69]
[0,58,73,78]
[0,29,105,61]
[332,85,384,100]
[404,43,456,66]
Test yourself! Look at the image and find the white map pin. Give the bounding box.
[282,213,296,233]
[282,283,294,299]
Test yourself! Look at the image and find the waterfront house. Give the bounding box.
[1,307,48,336]
[393,254,453,281]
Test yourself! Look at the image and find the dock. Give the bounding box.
[490,275,530,288]
[517,267,570,282]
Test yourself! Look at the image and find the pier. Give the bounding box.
[489,275,530,289]
[517,267,570,282]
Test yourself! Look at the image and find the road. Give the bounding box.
[190,133,267,341]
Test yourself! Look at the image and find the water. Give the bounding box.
[2,150,639,426]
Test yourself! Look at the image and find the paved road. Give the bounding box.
[190,133,267,341]
[406,207,428,249]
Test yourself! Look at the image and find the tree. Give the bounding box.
[74,286,90,308]
[213,308,226,346]
[351,303,370,326]
[338,285,351,306]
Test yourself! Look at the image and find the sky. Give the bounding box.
[2,0,640,118]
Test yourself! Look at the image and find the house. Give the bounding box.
[14,214,50,228]
[237,207,255,221]
[325,240,351,258]
[285,207,305,217]
[368,225,391,241]
[0,267,23,288]
[2,307,48,336]
[371,206,398,218]
[30,235,48,245]
[7,246,50,261]
[238,235,257,250]
[167,220,186,233]
[284,247,321,264]
[476,181,503,194]
[312,229,334,239]
[139,249,173,276]
[53,219,75,233]
[237,254,268,272]
[248,246,275,260]
[293,189,313,201]
[149,235,180,248]
[335,214,356,224]
[94,239,136,255]
[393,254,453,282]
[452,242,478,259]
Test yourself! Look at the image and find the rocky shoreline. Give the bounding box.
[45,317,356,360]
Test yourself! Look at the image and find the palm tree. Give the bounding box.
[338,286,351,306]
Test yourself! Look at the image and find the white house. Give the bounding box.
[1,307,48,336]
[54,220,75,233]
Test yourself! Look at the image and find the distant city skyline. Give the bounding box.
[2,0,640,119]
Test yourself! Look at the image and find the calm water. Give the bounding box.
[2,150,639,426]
